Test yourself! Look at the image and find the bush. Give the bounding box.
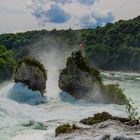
[60,68,67,75]
[125,98,139,121]
[102,83,127,105]
[55,123,79,136]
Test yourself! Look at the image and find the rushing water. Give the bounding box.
[0,71,140,140]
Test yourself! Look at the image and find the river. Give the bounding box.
[0,70,140,140]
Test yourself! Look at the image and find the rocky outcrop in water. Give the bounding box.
[56,112,140,140]
[58,51,126,104]
[14,57,47,95]
[80,112,140,126]
[57,120,140,140]
[59,50,102,102]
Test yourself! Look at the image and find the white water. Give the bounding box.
[0,45,140,139]
[0,70,140,140]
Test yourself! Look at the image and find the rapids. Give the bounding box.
[0,71,140,140]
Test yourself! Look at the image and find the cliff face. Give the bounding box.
[15,58,47,95]
[59,51,102,102]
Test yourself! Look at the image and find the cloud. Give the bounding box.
[32,4,71,25]
[27,0,114,28]
[78,0,98,5]
[0,0,140,33]
[0,6,25,14]
[51,0,72,4]
[80,11,114,28]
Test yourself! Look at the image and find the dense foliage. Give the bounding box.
[84,16,140,71]
[0,45,16,82]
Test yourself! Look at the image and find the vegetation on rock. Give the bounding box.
[125,98,140,121]
[59,53,127,105]
[102,84,127,105]
[80,112,113,125]
[55,123,79,136]
[65,55,101,82]
[16,57,47,80]
[15,57,47,95]
[80,112,140,126]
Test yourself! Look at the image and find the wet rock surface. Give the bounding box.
[58,51,102,102]
[15,57,47,95]
[57,120,140,140]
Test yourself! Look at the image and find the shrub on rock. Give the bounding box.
[55,124,79,136]
[101,84,127,105]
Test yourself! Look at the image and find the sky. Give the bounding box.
[0,0,140,33]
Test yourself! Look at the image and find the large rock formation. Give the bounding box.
[15,57,47,96]
[59,51,102,102]
[58,51,126,104]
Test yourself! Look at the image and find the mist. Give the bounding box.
[29,36,78,99]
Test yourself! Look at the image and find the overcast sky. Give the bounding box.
[0,0,140,33]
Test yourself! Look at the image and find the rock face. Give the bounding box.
[15,58,47,95]
[58,51,126,104]
[59,51,102,102]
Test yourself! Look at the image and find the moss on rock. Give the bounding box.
[55,123,79,136]
[80,112,140,126]
[80,112,113,125]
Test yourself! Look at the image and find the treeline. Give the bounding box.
[0,45,16,82]
[0,15,140,81]
[84,16,140,71]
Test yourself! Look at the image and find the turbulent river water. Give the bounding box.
[0,70,140,140]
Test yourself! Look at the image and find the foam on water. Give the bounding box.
[0,71,140,140]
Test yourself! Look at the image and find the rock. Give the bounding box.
[59,50,102,102]
[80,112,140,126]
[100,134,111,140]
[113,136,134,140]
[14,57,47,95]
[56,120,140,140]
[58,51,126,104]
[80,112,113,125]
